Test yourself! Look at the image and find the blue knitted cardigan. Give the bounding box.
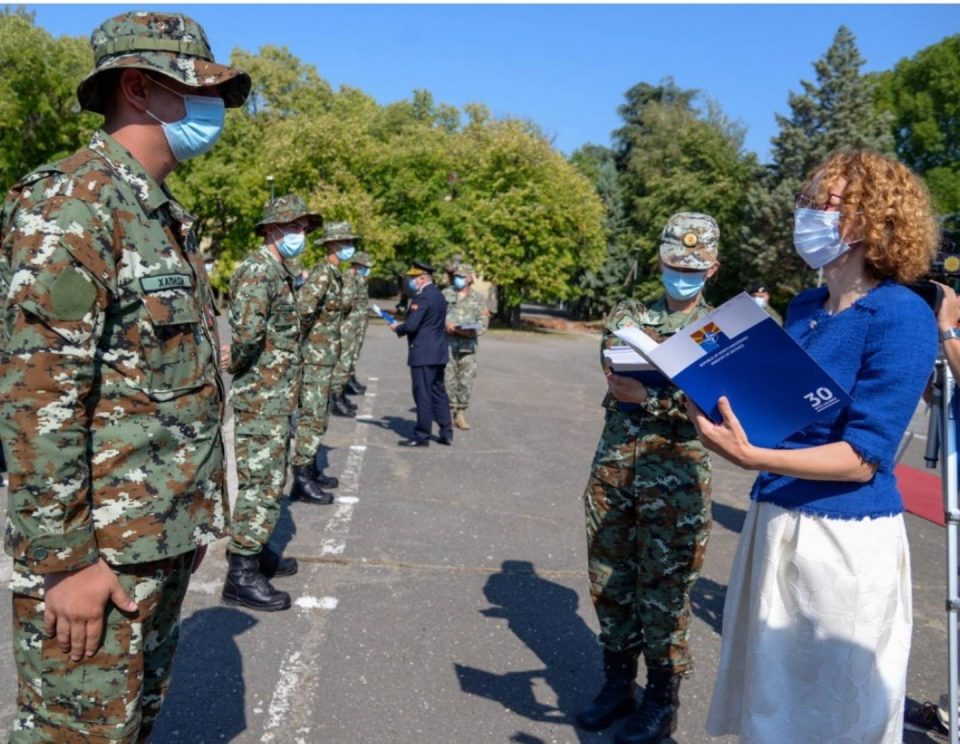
[750,281,938,520]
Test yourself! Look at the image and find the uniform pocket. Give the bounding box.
[139,290,203,392]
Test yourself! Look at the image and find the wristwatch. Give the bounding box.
[940,327,960,342]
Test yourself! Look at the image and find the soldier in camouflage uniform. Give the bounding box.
[443,264,490,430]
[343,251,374,397]
[221,194,328,613]
[0,12,250,742]
[577,213,720,744]
[328,224,362,418]
[293,222,353,482]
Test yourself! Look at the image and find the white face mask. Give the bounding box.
[752,296,767,308]
[793,208,852,270]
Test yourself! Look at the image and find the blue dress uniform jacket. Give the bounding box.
[394,281,452,443]
[395,282,449,367]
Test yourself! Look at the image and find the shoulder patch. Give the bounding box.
[51,267,98,321]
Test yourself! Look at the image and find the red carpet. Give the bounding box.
[896,464,946,527]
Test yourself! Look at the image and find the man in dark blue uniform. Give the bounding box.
[390,261,454,447]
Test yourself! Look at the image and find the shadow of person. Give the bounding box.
[148,606,258,743]
[689,576,726,636]
[269,497,297,557]
[711,500,747,534]
[454,560,603,742]
[355,414,416,439]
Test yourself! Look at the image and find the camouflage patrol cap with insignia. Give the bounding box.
[406,261,435,277]
[659,212,720,270]
[315,221,360,247]
[77,11,252,115]
[254,194,323,236]
[454,264,474,278]
[350,251,373,268]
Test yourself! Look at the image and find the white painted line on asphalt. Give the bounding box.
[319,540,345,556]
[260,649,308,743]
[294,595,339,610]
[186,579,219,595]
[337,495,359,505]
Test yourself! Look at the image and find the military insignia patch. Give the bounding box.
[682,232,699,247]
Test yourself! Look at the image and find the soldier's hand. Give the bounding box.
[605,371,648,404]
[43,558,138,662]
[445,322,456,334]
[389,322,400,332]
[219,343,231,369]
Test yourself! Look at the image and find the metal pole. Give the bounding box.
[939,359,959,742]
[266,175,275,201]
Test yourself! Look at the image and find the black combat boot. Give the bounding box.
[341,391,358,412]
[331,392,355,418]
[290,465,334,505]
[257,544,298,578]
[222,553,291,611]
[576,648,639,730]
[614,668,681,744]
[345,375,367,395]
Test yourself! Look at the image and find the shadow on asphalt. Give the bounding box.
[711,500,747,534]
[270,499,296,557]
[690,577,726,636]
[454,560,606,743]
[150,607,258,742]
[355,414,417,439]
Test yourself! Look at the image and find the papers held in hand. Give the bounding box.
[456,322,483,331]
[370,303,397,325]
[611,292,852,448]
[602,346,669,387]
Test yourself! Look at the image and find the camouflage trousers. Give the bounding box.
[583,416,711,677]
[445,348,478,410]
[11,552,194,743]
[331,330,357,395]
[292,364,335,467]
[229,411,291,555]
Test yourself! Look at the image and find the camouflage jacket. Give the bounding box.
[344,270,368,330]
[298,260,343,366]
[443,286,490,353]
[601,294,712,439]
[0,130,227,577]
[228,246,302,416]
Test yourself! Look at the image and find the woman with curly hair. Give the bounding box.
[695,150,939,742]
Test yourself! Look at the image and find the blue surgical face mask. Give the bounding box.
[661,266,707,300]
[453,276,467,290]
[276,230,306,258]
[407,277,419,293]
[358,267,370,277]
[336,244,356,262]
[793,208,852,270]
[146,78,226,162]
[752,295,767,308]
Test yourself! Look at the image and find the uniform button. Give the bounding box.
[809,319,817,329]
[32,547,48,560]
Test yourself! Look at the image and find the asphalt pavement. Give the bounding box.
[0,318,951,743]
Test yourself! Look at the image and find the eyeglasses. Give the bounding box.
[795,192,845,211]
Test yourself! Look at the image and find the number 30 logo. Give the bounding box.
[804,387,836,410]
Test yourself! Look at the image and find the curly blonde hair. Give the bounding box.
[803,150,939,283]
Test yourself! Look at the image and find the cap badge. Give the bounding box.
[682,232,699,248]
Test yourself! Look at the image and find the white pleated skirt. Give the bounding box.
[706,501,912,743]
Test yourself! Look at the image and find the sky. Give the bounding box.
[23,3,960,164]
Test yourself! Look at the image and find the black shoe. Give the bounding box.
[615,669,681,744]
[576,649,639,731]
[437,434,453,446]
[222,553,291,612]
[331,393,355,418]
[258,545,298,578]
[290,465,334,505]
[345,376,367,395]
[397,438,429,447]
[341,392,358,412]
[313,468,339,489]
[904,699,949,735]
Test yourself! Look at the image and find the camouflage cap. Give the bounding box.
[77,12,251,115]
[445,259,462,274]
[315,221,360,246]
[350,251,373,268]
[254,194,323,236]
[454,264,474,277]
[659,212,719,270]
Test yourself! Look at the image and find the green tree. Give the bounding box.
[0,9,98,190]
[739,26,895,302]
[874,34,960,214]
[608,78,758,305]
